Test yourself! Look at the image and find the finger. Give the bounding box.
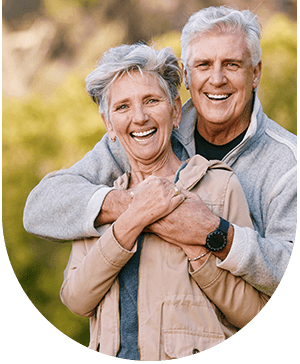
[139,175,159,186]
[172,185,180,196]
[169,193,185,210]
[128,190,135,198]
[179,188,197,199]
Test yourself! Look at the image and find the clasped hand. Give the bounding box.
[129,176,219,248]
[127,175,185,228]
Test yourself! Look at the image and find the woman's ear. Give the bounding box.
[101,113,116,141]
[172,95,182,129]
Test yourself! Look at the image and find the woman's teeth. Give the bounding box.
[131,128,156,138]
[206,94,231,100]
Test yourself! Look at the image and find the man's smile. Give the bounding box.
[205,93,232,101]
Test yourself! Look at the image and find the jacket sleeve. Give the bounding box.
[217,165,296,296]
[23,133,130,241]
[191,172,269,329]
[60,225,137,317]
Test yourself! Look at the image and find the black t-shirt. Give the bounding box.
[194,127,248,161]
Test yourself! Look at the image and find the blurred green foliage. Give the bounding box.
[3,75,106,345]
[3,14,297,348]
[258,14,297,135]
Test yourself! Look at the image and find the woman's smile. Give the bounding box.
[130,127,157,141]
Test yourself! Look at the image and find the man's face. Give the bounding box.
[184,31,261,133]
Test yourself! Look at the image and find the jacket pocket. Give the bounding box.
[163,330,225,359]
[161,300,225,359]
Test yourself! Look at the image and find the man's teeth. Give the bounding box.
[206,94,230,100]
[132,128,156,137]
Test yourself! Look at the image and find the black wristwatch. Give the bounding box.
[205,217,230,252]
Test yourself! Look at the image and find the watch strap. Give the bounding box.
[218,217,230,234]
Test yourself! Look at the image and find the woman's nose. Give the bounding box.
[132,105,149,124]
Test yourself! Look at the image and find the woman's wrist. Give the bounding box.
[112,207,146,251]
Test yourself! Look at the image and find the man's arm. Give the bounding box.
[147,170,296,296]
[95,189,132,227]
[23,134,130,241]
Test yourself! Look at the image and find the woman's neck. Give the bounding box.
[129,149,182,188]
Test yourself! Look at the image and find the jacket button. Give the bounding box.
[193,348,200,354]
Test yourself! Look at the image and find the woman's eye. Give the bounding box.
[116,104,128,111]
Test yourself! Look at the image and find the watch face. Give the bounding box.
[207,231,226,250]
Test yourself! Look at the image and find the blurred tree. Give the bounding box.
[258,14,297,135]
[3,75,105,346]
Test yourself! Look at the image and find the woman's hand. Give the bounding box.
[129,176,185,226]
[112,176,185,250]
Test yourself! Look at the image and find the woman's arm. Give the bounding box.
[60,176,185,316]
[60,226,137,317]
[191,252,269,328]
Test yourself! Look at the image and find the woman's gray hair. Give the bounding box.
[85,43,182,119]
[181,6,261,83]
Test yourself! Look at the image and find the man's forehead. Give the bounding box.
[189,32,250,62]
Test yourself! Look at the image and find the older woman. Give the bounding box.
[60,44,268,360]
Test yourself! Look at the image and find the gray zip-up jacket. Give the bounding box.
[23,94,297,296]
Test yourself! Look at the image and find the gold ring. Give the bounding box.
[173,186,180,195]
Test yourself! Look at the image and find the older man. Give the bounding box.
[23,6,296,296]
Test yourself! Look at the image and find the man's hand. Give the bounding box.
[146,189,219,245]
[146,189,234,261]
[95,189,133,227]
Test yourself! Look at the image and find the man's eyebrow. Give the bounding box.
[224,58,245,64]
[191,58,211,66]
[191,57,246,65]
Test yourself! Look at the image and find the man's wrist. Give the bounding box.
[95,189,132,227]
[211,224,234,260]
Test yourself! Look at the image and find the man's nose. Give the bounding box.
[132,105,149,124]
[209,66,227,86]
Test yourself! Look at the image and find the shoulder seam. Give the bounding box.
[265,128,297,161]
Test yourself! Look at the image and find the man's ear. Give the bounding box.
[101,113,116,141]
[253,60,262,89]
[172,95,182,128]
[181,63,190,90]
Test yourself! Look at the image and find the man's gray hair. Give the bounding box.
[181,6,261,75]
[85,43,182,119]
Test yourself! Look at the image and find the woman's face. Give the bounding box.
[102,71,181,166]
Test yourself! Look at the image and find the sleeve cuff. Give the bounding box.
[190,253,222,288]
[84,186,116,236]
[97,225,137,268]
[216,224,248,273]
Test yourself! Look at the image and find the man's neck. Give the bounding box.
[196,94,254,145]
[196,118,250,145]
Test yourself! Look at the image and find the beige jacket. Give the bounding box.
[60,155,269,360]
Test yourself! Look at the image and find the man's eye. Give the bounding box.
[226,63,239,70]
[197,63,209,69]
[147,98,159,104]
